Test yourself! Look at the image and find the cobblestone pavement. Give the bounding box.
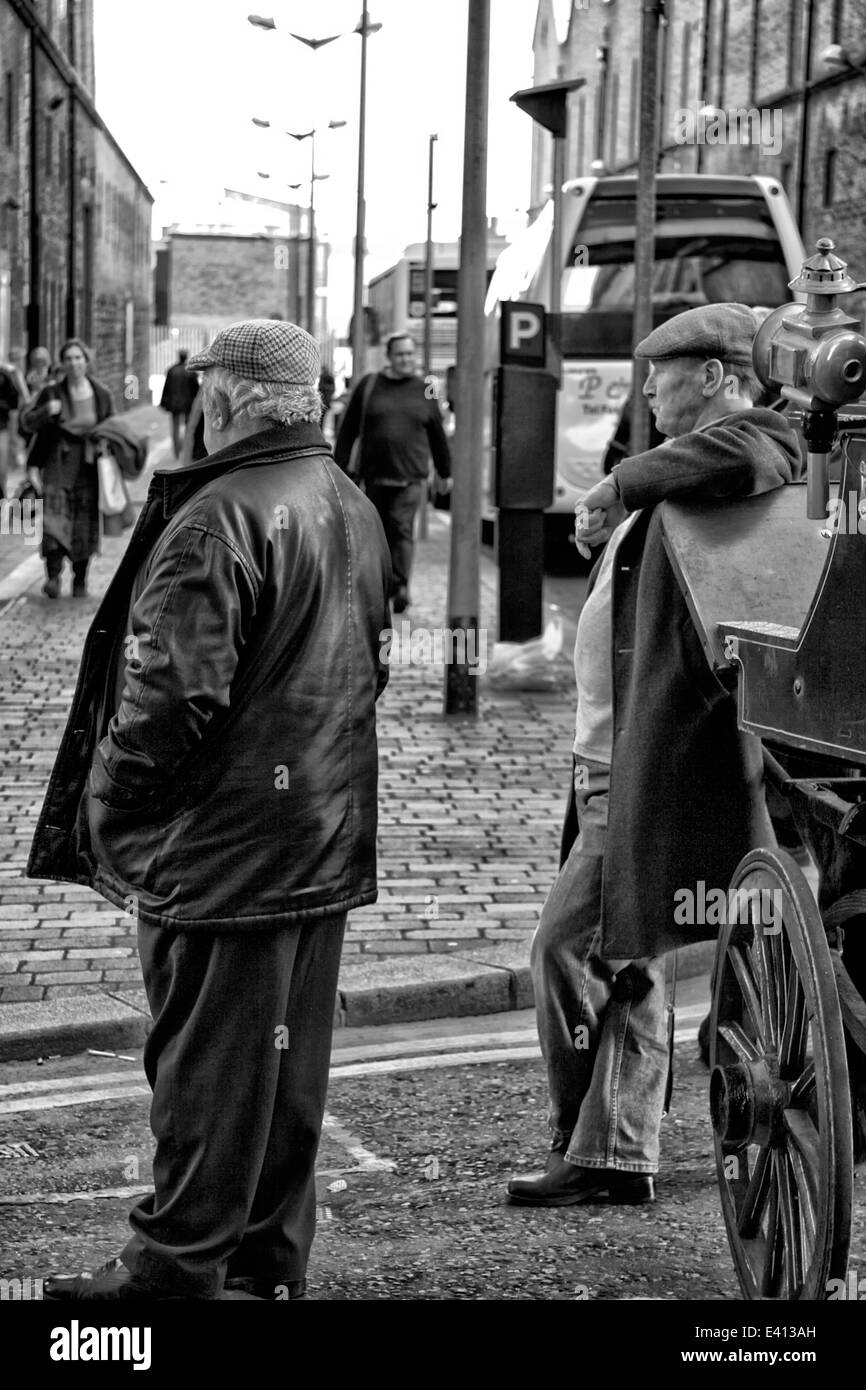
[0,423,580,1006]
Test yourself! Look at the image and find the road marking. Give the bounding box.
[0,553,42,601]
[0,1070,138,1099]
[321,1112,396,1172]
[0,1184,152,1206]
[0,1083,149,1115]
[0,1015,704,1113]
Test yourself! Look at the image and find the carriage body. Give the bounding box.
[659,272,866,1298]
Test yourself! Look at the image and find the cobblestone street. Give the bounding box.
[0,417,580,1007]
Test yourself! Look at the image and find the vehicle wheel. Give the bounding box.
[709,848,853,1300]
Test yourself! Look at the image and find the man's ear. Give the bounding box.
[206,386,230,430]
[701,359,726,396]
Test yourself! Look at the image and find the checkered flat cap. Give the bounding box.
[187,319,320,385]
[635,303,760,367]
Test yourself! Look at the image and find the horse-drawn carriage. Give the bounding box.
[661,239,866,1301]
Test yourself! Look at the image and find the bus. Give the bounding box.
[484,174,807,546]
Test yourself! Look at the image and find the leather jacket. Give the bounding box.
[27,421,392,931]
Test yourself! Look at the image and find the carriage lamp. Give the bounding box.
[752,239,866,519]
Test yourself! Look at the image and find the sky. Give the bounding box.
[92,0,541,332]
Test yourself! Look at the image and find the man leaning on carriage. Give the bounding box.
[508,303,803,1208]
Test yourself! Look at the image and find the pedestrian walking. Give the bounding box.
[4,345,30,468]
[334,332,452,612]
[0,358,23,498]
[506,304,802,1210]
[25,344,53,394]
[31,318,391,1302]
[21,337,113,599]
[159,348,200,458]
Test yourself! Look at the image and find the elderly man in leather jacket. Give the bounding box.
[32,319,391,1301]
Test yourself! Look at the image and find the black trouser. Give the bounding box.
[364,480,424,595]
[122,912,347,1298]
[44,546,88,587]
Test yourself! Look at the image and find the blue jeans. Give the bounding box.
[530,758,670,1174]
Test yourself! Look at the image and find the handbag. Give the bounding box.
[97,448,135,534]
[347,372,378,480]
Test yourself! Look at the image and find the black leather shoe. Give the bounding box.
[507,1155,655,1207]
[42,578,60,600]
[44,1256,204,1301]
[392,587,410,614]
[223,1276,307,1300]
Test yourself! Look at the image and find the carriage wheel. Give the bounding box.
[709,848,853,1300]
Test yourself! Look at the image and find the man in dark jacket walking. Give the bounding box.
[507,304,802,1209]
[159,348,200,459]
[33,319,391,1300]
[334,332,452,612]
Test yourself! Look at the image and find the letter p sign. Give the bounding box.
[501,300,546,366]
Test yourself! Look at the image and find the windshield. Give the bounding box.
[565,193,790,310]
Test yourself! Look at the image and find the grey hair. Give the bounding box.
[718,360,763,403]
[201,366,323,426]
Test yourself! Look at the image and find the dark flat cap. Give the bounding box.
[634,303,760,366]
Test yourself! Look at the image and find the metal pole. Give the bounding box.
[65,85,76,336]
[424,133,437,378]
[443,0,489,717]
[631,0,663,456]
[307,132,316,335]
[419,132,437,544]
[27,30,40,351]
[351,1,369,383]
[549,132,565,380]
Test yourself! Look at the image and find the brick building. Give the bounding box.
[152,190,334,372]
[530,0,866,289]
[0,0,152,407]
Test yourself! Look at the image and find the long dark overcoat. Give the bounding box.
[561,406,803,958]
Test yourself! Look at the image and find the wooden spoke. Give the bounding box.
[718,1020,762,1064]
[790,1059,815,1107]
[779,958,808,1076]
[727,945,766,1051]
[710,849,853,1300]
[761,1182,785,1299]
[736,1144,772,1239]
[786,1127,818,1249]
[755,925,779,1052]
[775,1147,805,1296]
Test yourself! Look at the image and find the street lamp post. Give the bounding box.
[351,1,371,384]
[254,116,344,337]
[247,11,381,375]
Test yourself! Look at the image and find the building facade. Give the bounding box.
[152,191,333,371]
[531,0,866,289]
[0,0,152,407]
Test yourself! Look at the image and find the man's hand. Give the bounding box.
[434,474,454,495]
[45,399,62,418]
[574,475,626,559]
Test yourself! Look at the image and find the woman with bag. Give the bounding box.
[22,338,113,599]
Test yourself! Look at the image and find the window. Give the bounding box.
[824,149,837,206]
[563,192,792,314]
[5,72,14,149]
[45,114,53,178]
[832,0,844,45]
[680,22,692,110]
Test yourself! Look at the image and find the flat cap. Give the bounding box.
[634,302,760,367]
[187,318,320,385]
